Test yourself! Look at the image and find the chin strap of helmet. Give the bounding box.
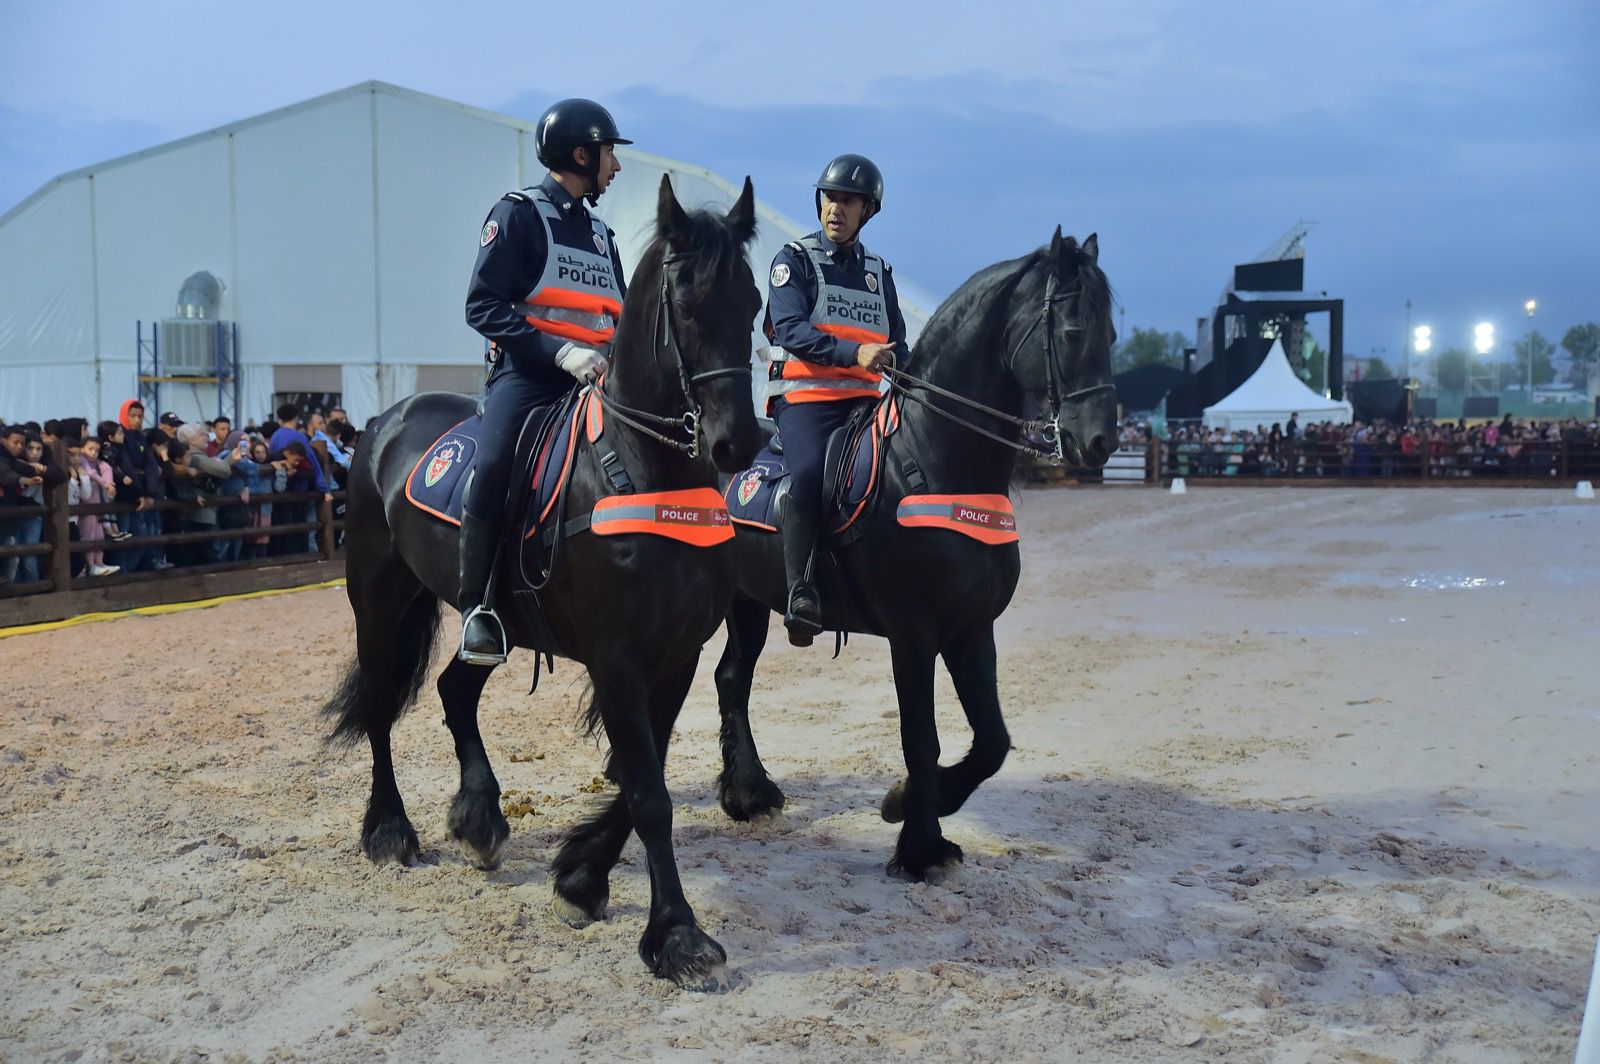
[575,144,604,207]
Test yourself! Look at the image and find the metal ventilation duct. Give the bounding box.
[175,271,224,320]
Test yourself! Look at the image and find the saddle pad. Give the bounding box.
[404,420,479,525]
[725,453,785,531]
[896,494,1019,544]
[590,488,733,546]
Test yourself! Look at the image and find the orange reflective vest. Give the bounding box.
[515,190,623,347]
[767,237,890,405]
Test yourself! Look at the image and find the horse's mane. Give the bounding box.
[915,240,1112,358]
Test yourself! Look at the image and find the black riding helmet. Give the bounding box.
[814,154,884,222]
[536,98,633,203]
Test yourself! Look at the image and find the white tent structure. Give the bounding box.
[1202,338,1351,431]
[0,81,927,428]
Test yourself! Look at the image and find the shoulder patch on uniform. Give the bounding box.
[771,263,791,288]
[480,220,499,247]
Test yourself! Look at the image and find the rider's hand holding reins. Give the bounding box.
[856,341,897,373]
[558,343,609,383]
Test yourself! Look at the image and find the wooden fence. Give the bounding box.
[0,488,346,628]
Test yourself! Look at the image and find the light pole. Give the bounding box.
[1473,322,1495,399]
[1524,299,1537,400]
[1413,325,1432,388]
[1404,299,1412,380]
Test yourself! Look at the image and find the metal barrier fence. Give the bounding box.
[1038,438,1600,486]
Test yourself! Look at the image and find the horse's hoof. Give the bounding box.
[887,836,964,882]
[361,816,421,866]
[456,837,503,871]
[880,780,907,823]
[642,923,728,989]
[552,886,608,929]
[447,791,510,871]
[718,775,786,822]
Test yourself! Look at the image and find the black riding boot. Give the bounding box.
[780,491,824,647]
[457,511,508,666]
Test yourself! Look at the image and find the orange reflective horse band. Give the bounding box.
[584,387,604,443]
[815,321,890,346]
[896,494,1019,544]
[589,488,734,546]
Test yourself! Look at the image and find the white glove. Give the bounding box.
[557,343,608,383]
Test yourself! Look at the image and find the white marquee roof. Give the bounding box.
[1202,337,1351,430]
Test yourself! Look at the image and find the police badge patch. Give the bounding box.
[771,263,791,287]
[480,221,499,247]
[594,232,607,255]
[865,272,878,293]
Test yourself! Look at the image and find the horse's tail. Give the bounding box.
[323,591,442,747]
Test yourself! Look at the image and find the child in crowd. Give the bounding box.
[73,437,121,577]
[245,438,287,559]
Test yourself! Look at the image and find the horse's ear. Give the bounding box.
[1083,232,1099,263]
[1049,225,1064,274]
[726,176,757,245]
[656,173,690,246]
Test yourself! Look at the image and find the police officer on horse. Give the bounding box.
[458,98,632,664]
[763,154,907,646]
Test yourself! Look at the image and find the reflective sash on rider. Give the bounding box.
[515,190,623,347]
[768,237,889,404]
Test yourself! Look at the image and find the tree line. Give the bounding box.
[1113,323,1600,392]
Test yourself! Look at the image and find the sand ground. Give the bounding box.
[1,487,1596,1063]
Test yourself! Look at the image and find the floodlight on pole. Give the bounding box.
[1474,322,1495,355]
[1524,299,1537,396]
[1413,325,1432,353]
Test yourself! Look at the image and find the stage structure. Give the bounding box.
[1163,224,1344,421]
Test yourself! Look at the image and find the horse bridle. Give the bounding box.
[591,251,752,459]
[884,268,1115,463]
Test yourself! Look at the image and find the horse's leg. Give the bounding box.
[325,555,442,865]
[551,656,694,927]
[438,657,511,870]
[885,637,964,880]
[882,622,1009,823]
[593,662,727,987]
[715,593,785,821]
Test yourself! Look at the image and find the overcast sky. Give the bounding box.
[3,0,1596,367]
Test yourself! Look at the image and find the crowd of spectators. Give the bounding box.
[0,399,357,588]
[1150,413,1600,480]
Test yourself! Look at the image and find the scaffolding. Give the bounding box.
[136,319,241,424]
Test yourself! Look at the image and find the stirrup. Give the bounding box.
[784,583,823,648]
[458,604,508,665]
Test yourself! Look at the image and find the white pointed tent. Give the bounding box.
[1202,338,1351,431]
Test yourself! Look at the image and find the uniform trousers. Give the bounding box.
[773,396,875,511]
[465,355,573,526]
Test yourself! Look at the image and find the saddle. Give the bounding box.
[726,397,898,546]
[724,392,1020,546]
[404,387,585,547]
[405,386,735,555]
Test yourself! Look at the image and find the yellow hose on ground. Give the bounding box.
[0,578,347,639]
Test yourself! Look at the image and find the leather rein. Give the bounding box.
[591,251,750,459]
[883,269,1114,463]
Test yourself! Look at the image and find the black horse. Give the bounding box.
[325,175,762,987]
[715,229,1117,880]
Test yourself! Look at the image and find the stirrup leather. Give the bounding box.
[457,604,508,665]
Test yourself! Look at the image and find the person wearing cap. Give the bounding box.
[456,98,633,665]
[158,411,183,438]
[762,153,907,646]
